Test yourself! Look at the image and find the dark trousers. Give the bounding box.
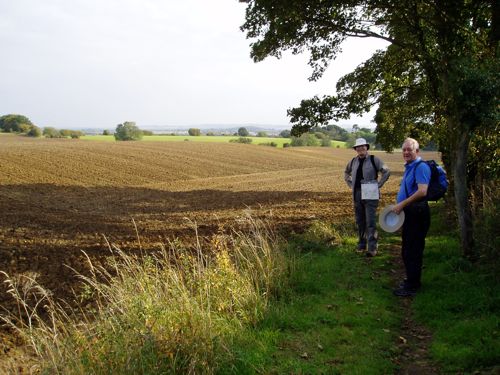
[354,189,379,251]
[402,203,430,289]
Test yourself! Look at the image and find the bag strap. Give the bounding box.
[370,155,378,176]
[404,160,423,197]
[349,157,356,171]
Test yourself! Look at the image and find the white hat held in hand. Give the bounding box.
[379,205,405,232]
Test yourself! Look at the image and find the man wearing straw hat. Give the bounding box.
[344,138,390,257]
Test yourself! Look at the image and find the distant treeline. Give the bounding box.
[0,114,84,139]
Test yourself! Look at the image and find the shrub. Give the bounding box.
[102,130,111,135]
[257,131,268,137]
[321,137,331,147]
[259,142,278,147]
[59,129,84,139]
[43,127,62,138]
[230,137,253,144]
[283,143,290,148]
[290,133,319,147]
[475,183,500,268]
[299,221,343,250]
[26,126,42,137]
[59,129,72,137]
[142,130,153,136]
[188,128,201,136]
[114,122,143,141]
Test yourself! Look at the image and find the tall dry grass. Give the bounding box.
[1,214,291,374]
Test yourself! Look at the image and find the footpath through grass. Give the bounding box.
[225,224,402,374]
[225,208,499,374]
[3,207,498,373]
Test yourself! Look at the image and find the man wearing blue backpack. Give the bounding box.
[391,137,446,297]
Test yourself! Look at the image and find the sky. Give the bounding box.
[0,0,388,130]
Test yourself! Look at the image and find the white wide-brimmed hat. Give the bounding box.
[353,138,370,150]
[379,205,405,232]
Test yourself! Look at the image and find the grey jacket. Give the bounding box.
[344,154,390,193]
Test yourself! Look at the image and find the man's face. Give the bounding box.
[402,142,418,163]
[355,145,368,158]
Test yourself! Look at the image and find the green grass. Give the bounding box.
[80,134,347,148]
[224,226,402,374]
[409,206,500,373]
[222,207,500,374]
[4,204,497,373]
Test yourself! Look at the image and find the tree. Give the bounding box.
[26,126,42,138]
[188,128,201,136]
[325,124,348,141]
[238,127,249,136]
[279,129,291,138]
[69,130,84,139]
[0,114,35,133]
[257,131,268,137]
[240,0,500,258]
[114,122,143,141]
[290,133,319,147]
[103,130,111,135]
[43,127,61,138]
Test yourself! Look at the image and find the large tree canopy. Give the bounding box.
[0,114,35,133]
[240,0,500,257]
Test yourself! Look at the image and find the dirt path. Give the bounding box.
[386,243,441,375]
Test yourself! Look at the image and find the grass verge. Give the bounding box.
[223,221,402,374]
[409,205,500,373]
[1,215,291,374]
[2,207,498,374]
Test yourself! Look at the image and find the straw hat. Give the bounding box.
[379,205,405,232]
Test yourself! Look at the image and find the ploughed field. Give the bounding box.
[0,134,434,304]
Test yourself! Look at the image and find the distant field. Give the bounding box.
[81,134,347,148]
[0,134,441,307]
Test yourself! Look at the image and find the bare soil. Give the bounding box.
[0,134,440,371]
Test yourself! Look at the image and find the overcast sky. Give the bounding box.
[0,0,388,130]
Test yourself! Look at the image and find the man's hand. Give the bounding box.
[392,203,404,215]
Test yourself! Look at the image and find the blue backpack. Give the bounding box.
[406,160,449,201]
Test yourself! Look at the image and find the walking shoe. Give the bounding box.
[393,287,417,297]
[366,249,377,257]
[398,280,421,289]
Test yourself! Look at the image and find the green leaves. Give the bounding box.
[114,121,143,141]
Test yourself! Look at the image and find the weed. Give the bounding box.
[1,215,291,374]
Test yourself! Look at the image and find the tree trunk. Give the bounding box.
[452,129,475,258]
